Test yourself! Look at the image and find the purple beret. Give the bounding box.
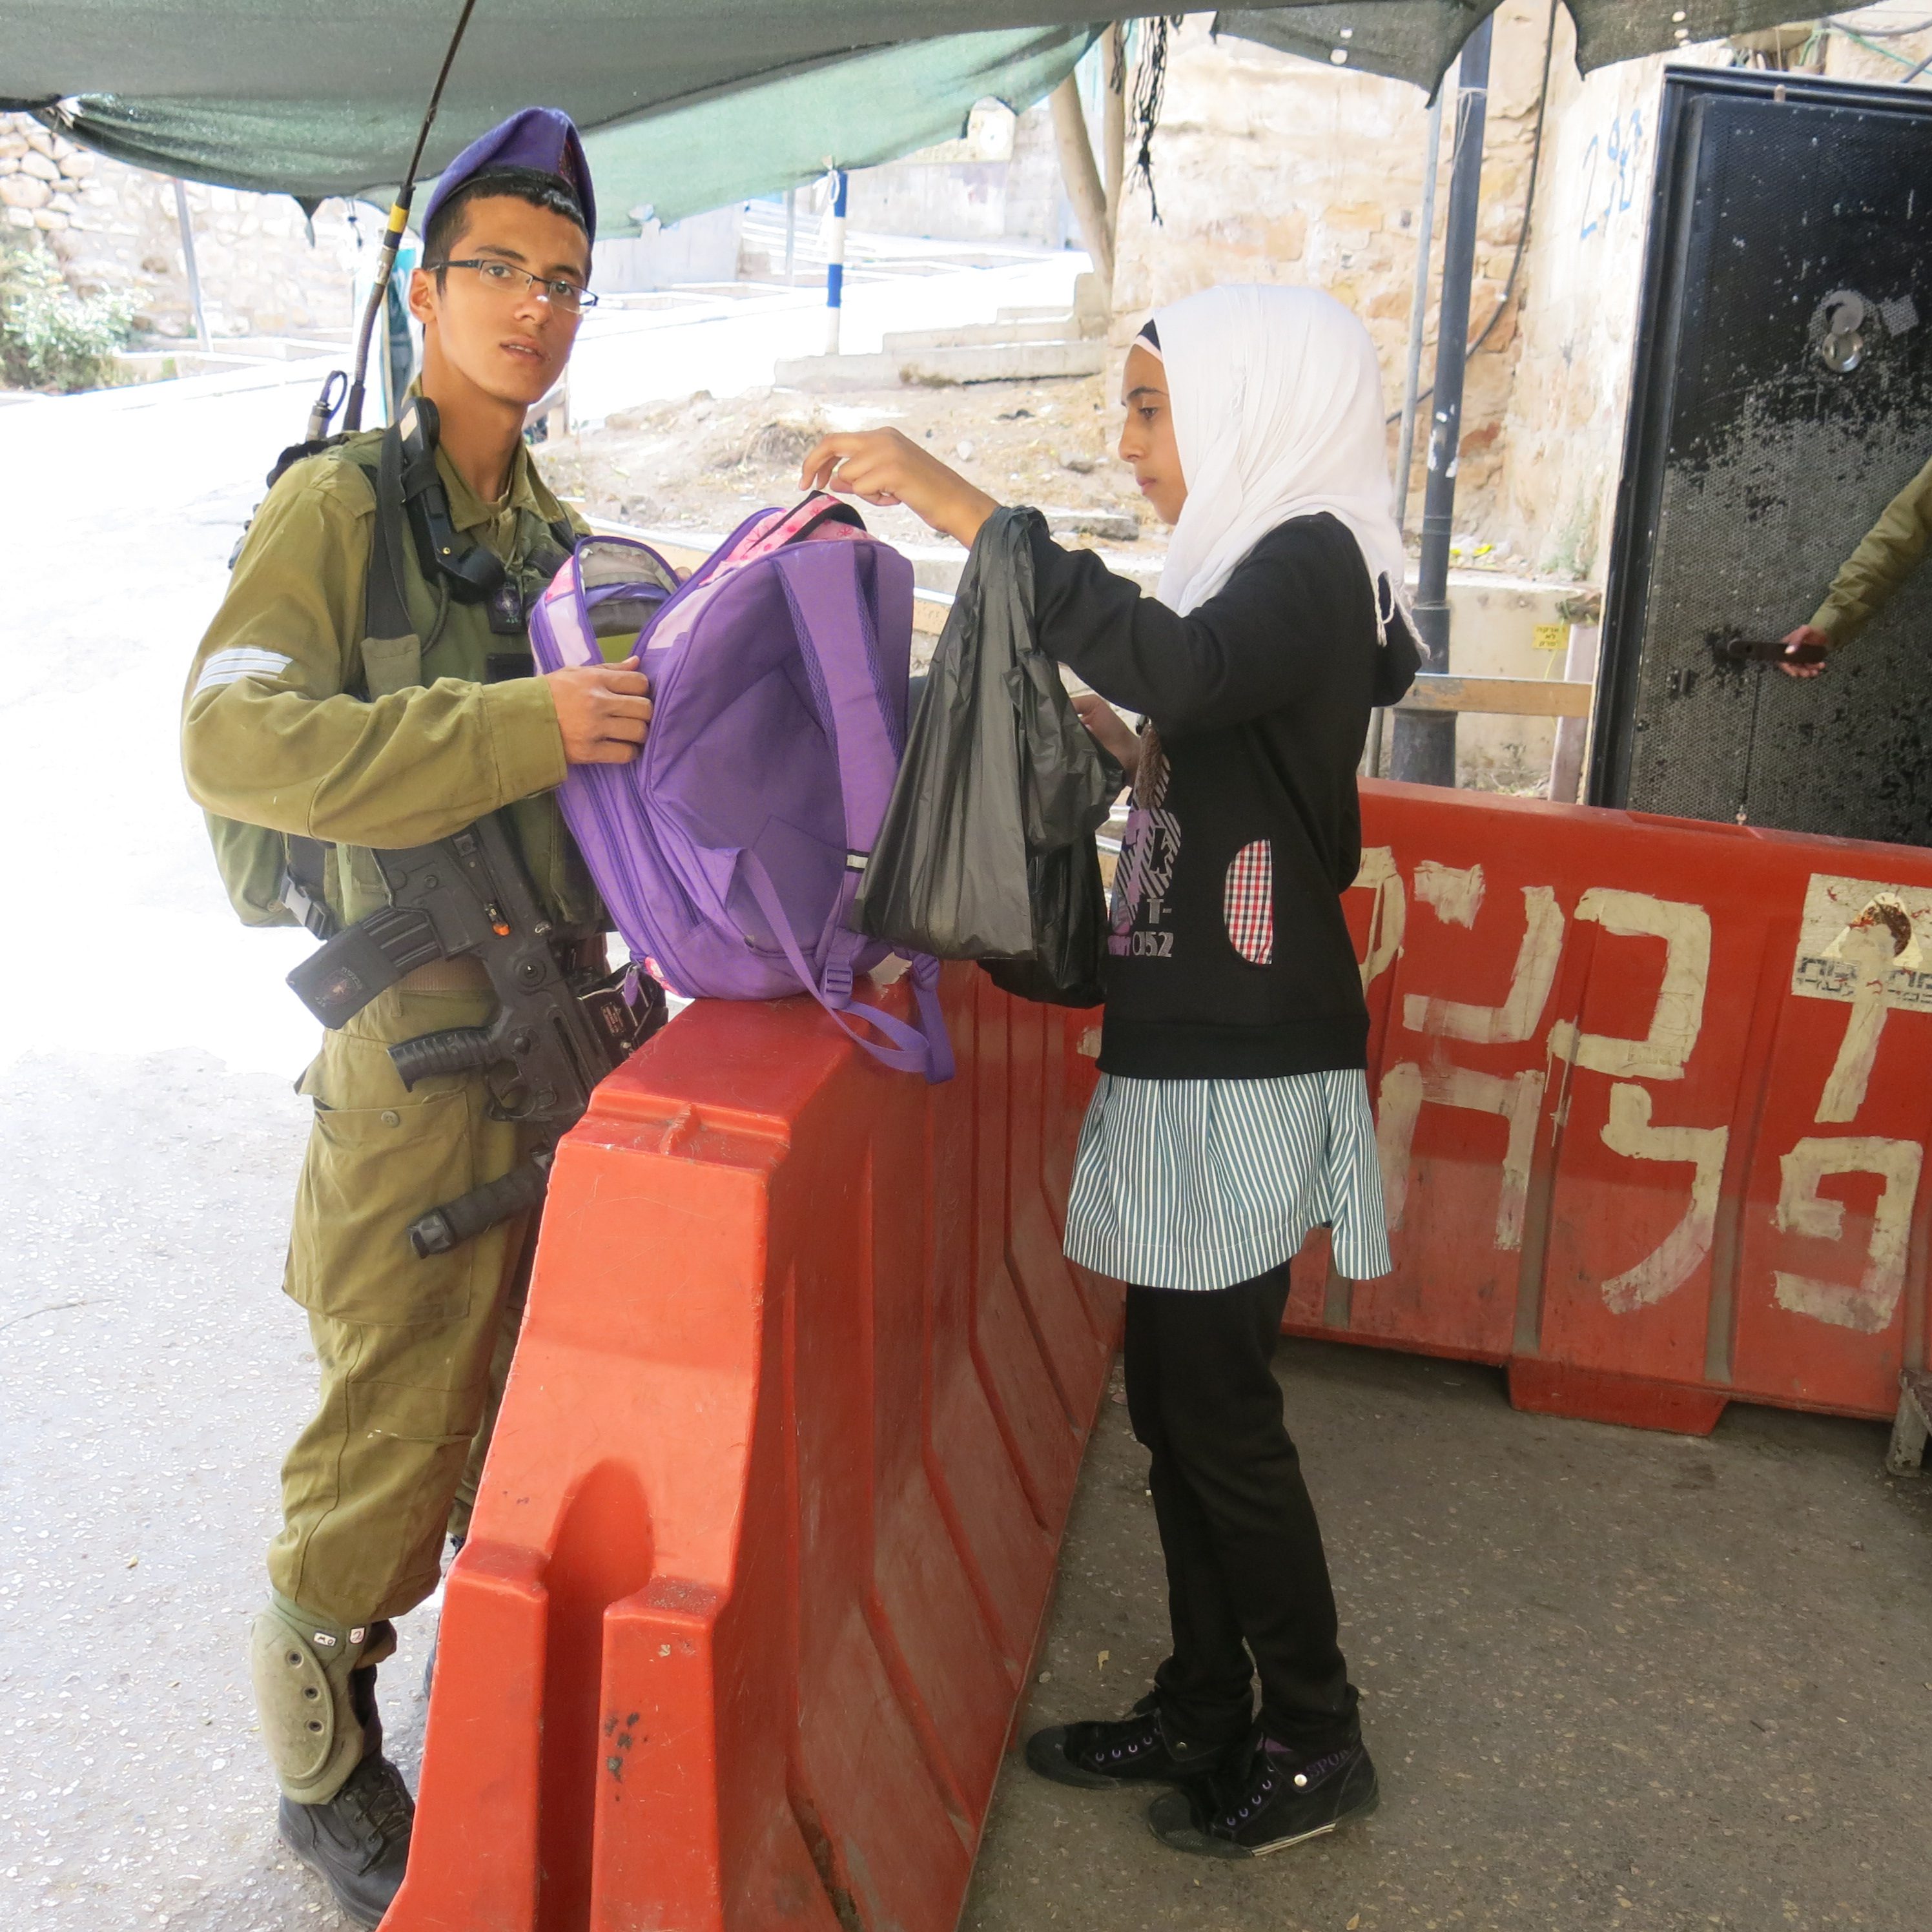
[419,106,595,243]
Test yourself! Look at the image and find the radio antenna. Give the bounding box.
[309,0,481,438]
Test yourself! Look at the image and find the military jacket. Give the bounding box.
[181,424,597,932]
[1811,449,1932,648]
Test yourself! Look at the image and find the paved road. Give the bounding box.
[977,1342,1931,1932]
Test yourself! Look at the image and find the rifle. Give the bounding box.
[286,813,666,1257]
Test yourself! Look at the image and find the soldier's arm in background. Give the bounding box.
[1780,449,1932,679]
[180,459,648,842]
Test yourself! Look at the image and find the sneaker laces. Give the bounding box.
[1081,1717,1162,1770]
[1215,1756,1278,1830]
[1215,1741,1351,1832]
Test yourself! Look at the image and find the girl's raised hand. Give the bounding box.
[1072,690,1142,781]
[799,427,999,548]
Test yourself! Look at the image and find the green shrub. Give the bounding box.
[0,234,136,393]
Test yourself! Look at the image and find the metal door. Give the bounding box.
[1595,67,1932,843]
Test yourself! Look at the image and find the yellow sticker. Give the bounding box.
[1532,622,1568,652]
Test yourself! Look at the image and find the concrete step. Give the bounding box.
[995,303,1073,322]
[879,316,1079,351]
[775,338,1107,391]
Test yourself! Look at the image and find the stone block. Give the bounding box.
[1328,201,1385,232]
[1,174,51,211]
[57,150,94,180]
[1265,211,1308,260]
[20,150,59,183]
[5,205,34,229]
[25,127,54,156]
[34,208,68,231]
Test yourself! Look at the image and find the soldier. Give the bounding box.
[180,108,651,1926]
[1779,450,1932,677]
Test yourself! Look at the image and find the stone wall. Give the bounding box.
[1107,10,1573,570]
[843,100,1071,247]
[1105,8,1932,588]
[1,112,363,341]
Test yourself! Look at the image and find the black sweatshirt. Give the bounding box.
[1029,512,1419,1079]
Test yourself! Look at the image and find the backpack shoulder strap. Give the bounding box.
[356,424,415,643]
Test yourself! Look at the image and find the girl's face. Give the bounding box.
[1116,342,1186,526]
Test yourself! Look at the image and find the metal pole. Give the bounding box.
[1395,85,1445,538]
[783,186,796,283]
[1390,14,1492,789]
[1368,81,1448,780]
[823,169,848,355]
[172,178,211,353]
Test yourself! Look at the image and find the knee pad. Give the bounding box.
[249,1603,396,1805]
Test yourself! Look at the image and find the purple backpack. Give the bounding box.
[529,495,952,1082]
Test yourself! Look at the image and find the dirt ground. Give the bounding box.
[540,372,1162,554]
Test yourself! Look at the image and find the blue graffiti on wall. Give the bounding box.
[1579,109,1645,242]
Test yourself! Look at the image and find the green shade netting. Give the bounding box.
[582,26,1098,229]
[1216,1,1841,91]
[0,3,1123,224]
[0,3,1833,221]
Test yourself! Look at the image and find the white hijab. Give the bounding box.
[1146,283,1408,626]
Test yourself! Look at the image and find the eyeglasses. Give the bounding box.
[431,258,599,313]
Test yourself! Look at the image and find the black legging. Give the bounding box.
[1123,1262,1359,1750]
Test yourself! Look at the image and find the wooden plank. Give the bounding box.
[1394,673,1592,719]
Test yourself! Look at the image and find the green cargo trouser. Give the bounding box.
[253,965,533,1803]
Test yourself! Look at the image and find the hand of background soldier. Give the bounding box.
[1776,626,1831,678]
[546,656,653,763]
[800,427,1000,549]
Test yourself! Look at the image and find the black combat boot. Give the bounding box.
[278,1663,414,1927]
[1025,1689,1244,1790]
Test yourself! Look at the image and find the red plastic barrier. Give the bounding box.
[384,967,1113,1932]
[1287,781,1932,1432]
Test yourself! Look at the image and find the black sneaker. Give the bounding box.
[278,1750,415,1928]
[1025,1690,1242,1791]
[1147,1734,1378,1858]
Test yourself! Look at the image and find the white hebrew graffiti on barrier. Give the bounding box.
[1548,889,1711,1083]
[1790,875,1932,1125]
[1351,847,1405,990]
[1375,1063,1546,1251]
[1413,860,1485,929]
[1359,856,1926,1335]
[1596,1084,1730,1313]
[1403,885,1565,1044]
[1774,1136,1924,1335]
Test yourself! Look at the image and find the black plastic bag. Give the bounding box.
[856,509,1118,1005]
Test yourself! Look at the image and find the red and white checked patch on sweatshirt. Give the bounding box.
[1223,840,1274,965]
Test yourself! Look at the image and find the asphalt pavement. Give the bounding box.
[973,1340,1931,1932]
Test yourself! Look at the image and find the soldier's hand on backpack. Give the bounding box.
[546,657,653,763]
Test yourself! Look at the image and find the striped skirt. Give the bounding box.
[1063,1069,1392,1292]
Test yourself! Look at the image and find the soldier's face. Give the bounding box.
[410,195,591,407]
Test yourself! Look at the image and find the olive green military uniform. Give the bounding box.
[181,425,594,1805]
[1810,449,1932,648]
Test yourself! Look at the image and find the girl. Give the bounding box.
[800,282,1417,1860]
